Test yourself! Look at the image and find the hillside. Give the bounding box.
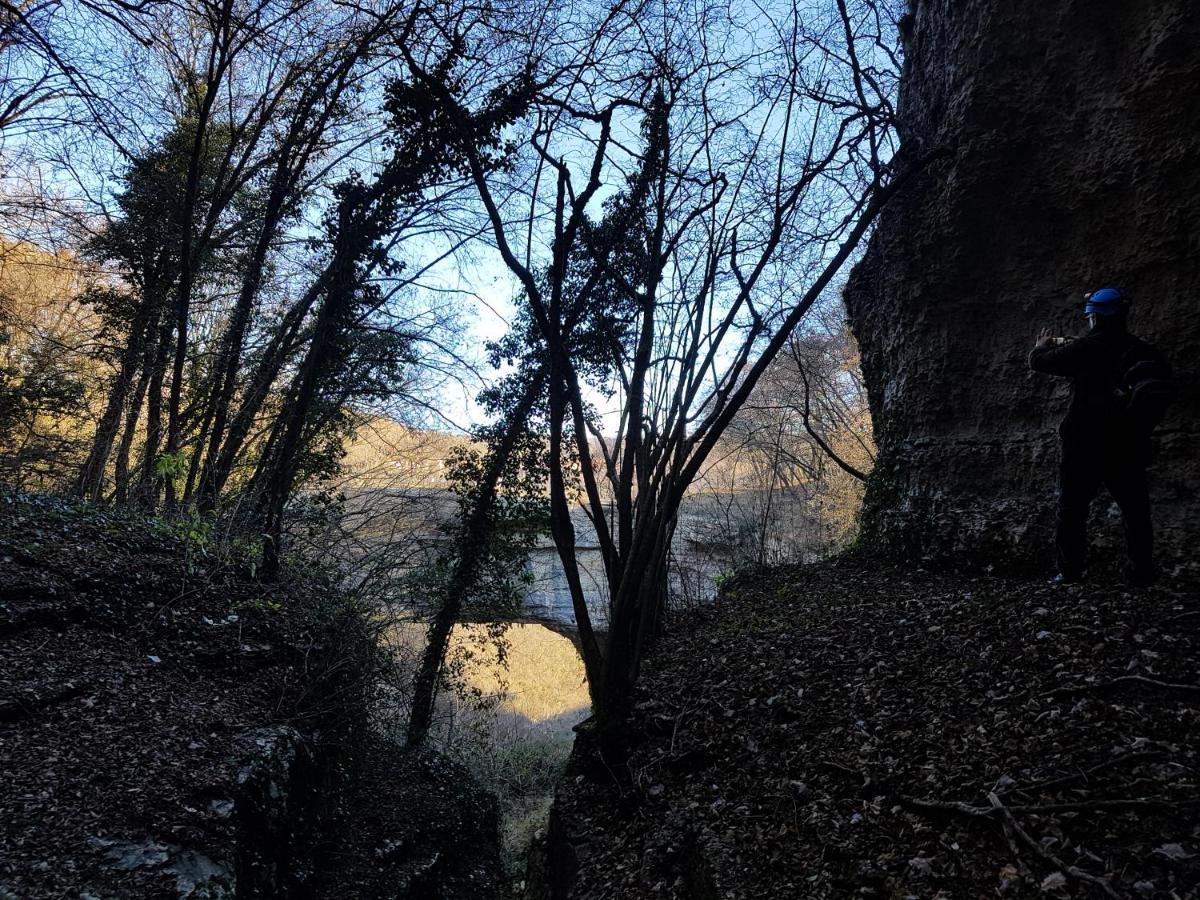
[539,558,1199,898]
[0,496,502,898]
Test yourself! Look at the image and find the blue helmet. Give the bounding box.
[1084,287,1129,316]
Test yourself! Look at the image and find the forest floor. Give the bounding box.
[548,555,1200,899]
[0,494,503,898]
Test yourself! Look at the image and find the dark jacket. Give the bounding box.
[1028,321,1162,446]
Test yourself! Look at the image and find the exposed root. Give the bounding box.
[0,680,90,722]
[986,792,1117,898]
[1046,675,1200,698]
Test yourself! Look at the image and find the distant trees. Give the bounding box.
[1,0,165,486]
[0,241,95,483]
[697,312,876,569]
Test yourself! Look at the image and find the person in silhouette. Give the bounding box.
[1029,287,1172,587]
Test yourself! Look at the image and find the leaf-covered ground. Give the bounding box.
[0,495,364,897]
[551,557,1199,899]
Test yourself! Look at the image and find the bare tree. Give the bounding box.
[409,0,931,748]
[68,0,441,507]
[0,0,160,138]
[255,23,534,576]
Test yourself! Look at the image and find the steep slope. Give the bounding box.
[0,496,376,896]
[539,560,1199,898]
[845,1,1200,567]
[0,496,503,898]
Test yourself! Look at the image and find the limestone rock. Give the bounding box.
[83,837,234,898]
[233,725,319,896]
[845,0,1200,570]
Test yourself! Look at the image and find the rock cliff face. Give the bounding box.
[845,0,1200,570]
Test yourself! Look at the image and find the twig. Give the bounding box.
[987,792,1118,897]
[1006,798,1195,814]
[0,680,91,722]
[1046,675,1200,698]
[992,792,1024,863]
[1163,609,1199,625]
[899,795,993,817]
[902,793,1194,818]
[816,758,860,778]
[999,750,1166,796]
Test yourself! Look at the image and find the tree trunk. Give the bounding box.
[132,314,174,508]
[405,377,546,748]
[112,327,159,504]
[73,300,155,501]
[181,375,217,505]
[194,182,288,508]
[163,266,190,508]
[259,244,355,578]
[198,271,328,510]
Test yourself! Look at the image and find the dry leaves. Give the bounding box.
[554,556,1199,898]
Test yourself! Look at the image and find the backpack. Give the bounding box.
[1112,346,1177,434]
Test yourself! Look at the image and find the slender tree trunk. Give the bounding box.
[181,376,217,504]
[113,297,168,504]
[73,301,155,501]
[199,272,328,509]
[113,340,157,504]
[260,250,355,578]
[194,181,289,508]
[164,264,191,507]
[133,314,174,508]
[546,375,604,684]
[406,377,546,747]
[74,374,131,501]
[165,4,231,501]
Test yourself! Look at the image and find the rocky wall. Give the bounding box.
[845,0,1200,571]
